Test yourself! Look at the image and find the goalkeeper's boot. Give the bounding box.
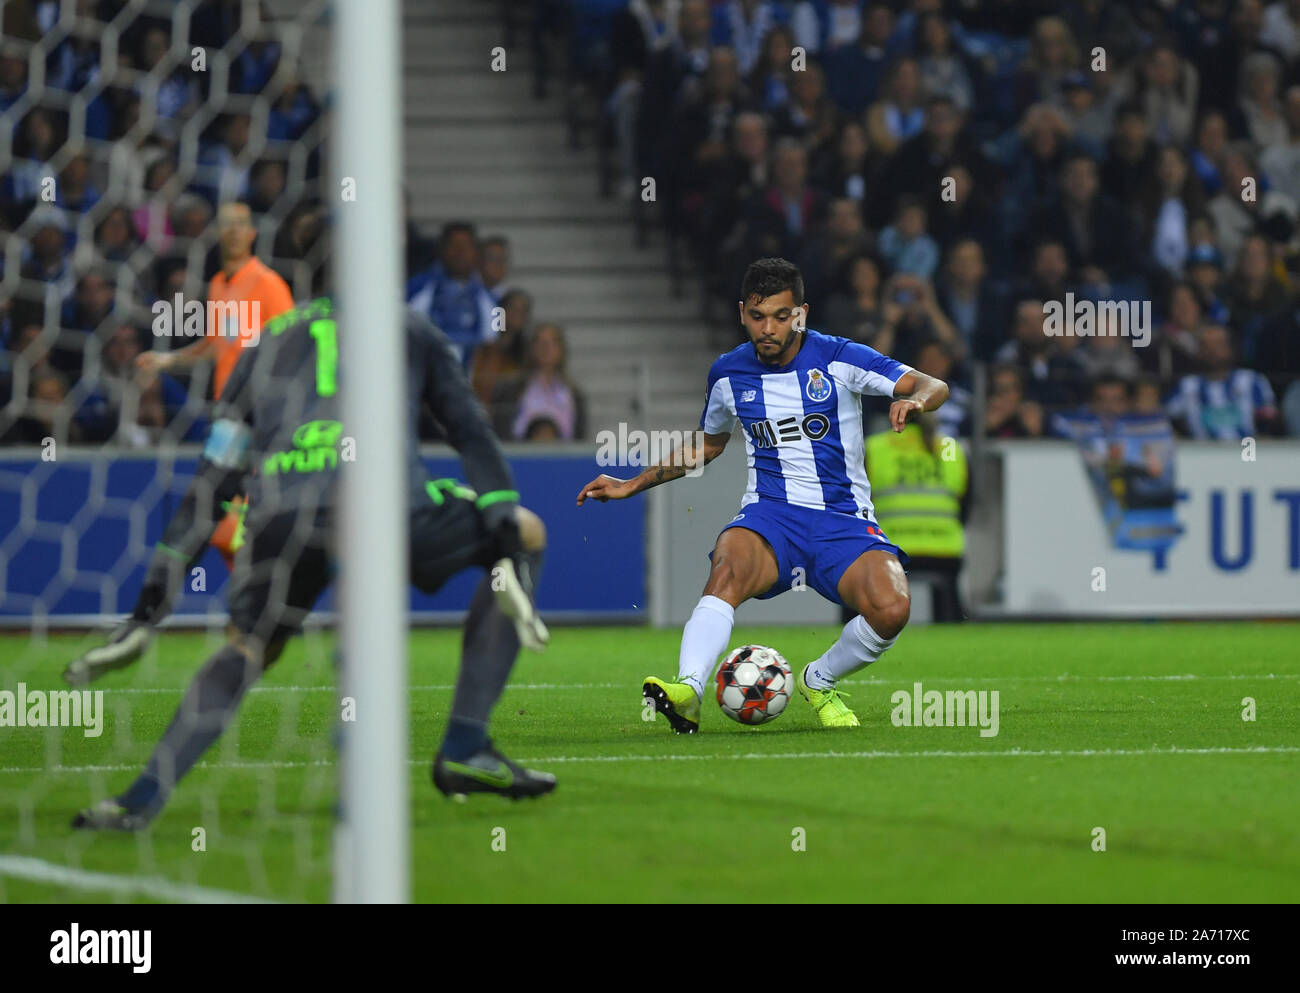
[642,676,701,734]
[797,664,860,728]
[432,742,557,800]
[490,556,549,652]
[63,620,153,686]
[71,798,154,831]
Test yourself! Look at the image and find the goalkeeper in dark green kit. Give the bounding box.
[74,298,556,830]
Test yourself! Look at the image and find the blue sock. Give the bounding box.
[118,773,161,812]
[441,717,488,761]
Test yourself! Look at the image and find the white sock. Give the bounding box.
[804,616,897,689]
[677,595,735,699]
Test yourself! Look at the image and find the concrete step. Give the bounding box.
[408,121,571,155]
[414,192,627,223]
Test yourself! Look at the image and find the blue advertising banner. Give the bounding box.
[0,448,643,624]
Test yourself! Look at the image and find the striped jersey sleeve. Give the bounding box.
[827,339,911,397]
[700,357,738,434]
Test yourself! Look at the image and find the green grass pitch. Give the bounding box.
[1,621,1297,903]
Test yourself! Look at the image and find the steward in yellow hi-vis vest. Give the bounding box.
[865,418,968,621]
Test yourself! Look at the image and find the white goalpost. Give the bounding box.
[332,0,409,903]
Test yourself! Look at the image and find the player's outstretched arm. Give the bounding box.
[889,370,950,433]
[576,430,730,505]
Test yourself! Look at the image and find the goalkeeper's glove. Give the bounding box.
[477,491,521,560]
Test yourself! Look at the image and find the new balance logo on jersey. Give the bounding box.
[746,412,831,448]
[740,390,757,402]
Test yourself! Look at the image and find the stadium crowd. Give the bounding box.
[0,0,586,447]
[551,0,1300,440]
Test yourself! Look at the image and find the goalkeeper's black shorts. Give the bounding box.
[228,481,499,644]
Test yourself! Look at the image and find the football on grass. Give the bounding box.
[715,645,792,726]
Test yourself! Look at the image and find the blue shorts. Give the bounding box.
[714,501,909,606]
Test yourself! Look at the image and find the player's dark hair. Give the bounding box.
[740,257,804,306]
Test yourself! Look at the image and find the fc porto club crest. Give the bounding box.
[805,368,832,402]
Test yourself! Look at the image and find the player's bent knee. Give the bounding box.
[515,505,546,552]
[872,593,911,639]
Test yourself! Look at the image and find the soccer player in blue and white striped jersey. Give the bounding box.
[578,258,949,730]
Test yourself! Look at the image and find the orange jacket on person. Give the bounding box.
[206,257,294,398]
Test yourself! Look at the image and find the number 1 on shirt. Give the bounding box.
[309,319,338,397]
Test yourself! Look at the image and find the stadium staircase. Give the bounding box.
[404,0,722,437]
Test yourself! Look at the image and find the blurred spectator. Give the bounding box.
[194,113,253,207]
[1260,0,1300,59]
[1015,16,1081,113]
[1188,109,1229,196]
[1167,324,1280,438]
[937,238,1002,361]
[7,108,62,207]
[710,0,790,76]
[873,94,990,228]
[135,24,200,137]
[916,11,974,112]
[748,23,796,113]
[1,370,75,445]
[1058,71,1112,153]
[812,119,873,203]
[247,158,288,216]
[496,323,587,442]
[479,235,511,300]
[55,153,101,215]
[865,56,926,156]
[1101,104,1157,213]
[473,288,533,413]
[1118,41,1198,147]
[1235,51,1287,151]
[823,1,895,116]
[913,338,970,437]
[823,251,886,345]
[770,61,838,156]
[984,363,1044,438]
[1145,281,1205,384]
[20,207,73,291]
[1185,242,1231,323]
[877,196,938,279]
[800,196,871,310]
[95,206,140,264]
[1260,86,1300,204]
[1142,144,1205,277]
[635,0,713,183]
[0,50,28,117]
[792,0,864,56]
[406,221,498,370]
[1207,145,1266,267]
[874,270,962,367]
[726,139,825,272]
[267,78,320,142]
[1028,153,1134,279]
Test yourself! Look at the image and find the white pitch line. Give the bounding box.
[71,673,1300,695]
[0,854,275,904]
[3,745,1296,776]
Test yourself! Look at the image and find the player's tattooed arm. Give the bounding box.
[889,370,950,433]
[576,431,730,504]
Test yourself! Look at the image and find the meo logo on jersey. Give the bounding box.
[747,412,832,448]
[805,369,832,402]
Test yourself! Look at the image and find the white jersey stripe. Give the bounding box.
[835,378,873,517]
[760,370,825,510]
